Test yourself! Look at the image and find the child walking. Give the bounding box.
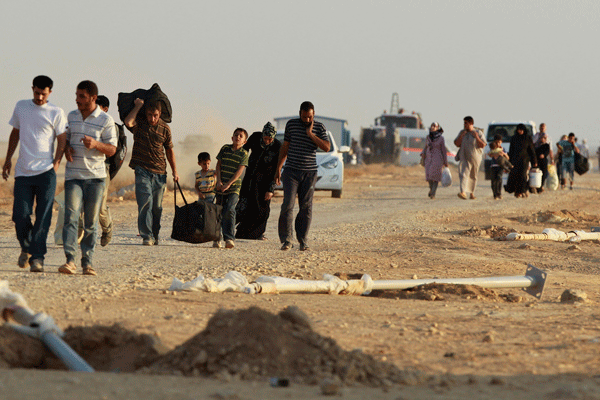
[194,152,216,204]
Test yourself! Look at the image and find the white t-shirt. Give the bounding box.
[65,106,117,180]
[9,99,67,177]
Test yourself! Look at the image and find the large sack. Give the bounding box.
[117,83,172,124]
[171,182,222,244]
[574,152,589,175]
[546,164,559,191]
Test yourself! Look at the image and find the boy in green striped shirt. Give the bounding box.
[214,128,249,249]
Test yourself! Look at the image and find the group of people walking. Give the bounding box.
[420,118,586,199]
[3,75,328,275]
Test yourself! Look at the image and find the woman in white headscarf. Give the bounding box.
[420,122,448,199]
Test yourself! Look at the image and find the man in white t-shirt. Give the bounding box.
[57,80,117,276]
[2,75,67,273]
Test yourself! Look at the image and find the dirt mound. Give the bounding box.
[0,324,166,372]
[370,283,524,303]
[514,210,599,226]
[462,225,517,239]
[147,306,424,387]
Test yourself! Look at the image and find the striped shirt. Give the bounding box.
[128,118,173,175]
[283,118,328,171]
[195,169,217,199]
[216,144,249,195]
[65,107,117,181]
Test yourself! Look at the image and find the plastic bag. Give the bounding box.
[441,167,452,187]
[546,164,559,191]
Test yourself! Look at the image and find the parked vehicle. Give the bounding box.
[274,131,350,198]
[483,121,537,179]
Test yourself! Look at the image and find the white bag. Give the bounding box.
[546,164,559,191]
[441,167,452,187]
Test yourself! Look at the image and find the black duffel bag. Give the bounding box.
[117,83,172,124]
[171,182,222,243]
[574,152,589,175]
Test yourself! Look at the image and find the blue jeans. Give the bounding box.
[561,159,575,182]
[135,167,166,241]
[63,178,105,266]
[12,169,56,263]
[278,168,317,246]
[216,192,239,241]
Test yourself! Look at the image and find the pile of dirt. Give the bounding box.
[462,225,517,239]
[0,324,167,372]
[370,283,524,303]
[147,306,424,387]
[514,210,599,226]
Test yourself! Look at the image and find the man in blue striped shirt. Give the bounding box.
[275,101,330,251]
[58,81,117,276]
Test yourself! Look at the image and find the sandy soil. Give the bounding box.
[1,163,600,400]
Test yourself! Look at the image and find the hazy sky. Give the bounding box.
[2,0,600,153]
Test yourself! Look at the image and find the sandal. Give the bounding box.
[82,265,97,276]
[58,261,77,275]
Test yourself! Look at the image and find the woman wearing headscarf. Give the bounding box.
[420,122,448,199]
[504,123,537,198]
[235,122,282,239]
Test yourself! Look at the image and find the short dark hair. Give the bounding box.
[300,101,315,113]
[234,127,248,139]
[516,123,527,132]
[463,116,474,125]
[32,75,53,90]
[146,100,162,113]
[568,132,575,138]
[77,80,98,97]
[96,95,110,109]
[198,152,211,162]
[494,134,502,141]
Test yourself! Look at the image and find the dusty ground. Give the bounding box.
[1,163,600,399]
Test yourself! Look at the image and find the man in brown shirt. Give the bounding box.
[124,98,179,245]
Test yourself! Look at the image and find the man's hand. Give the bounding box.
[2,160,11,180]
[305,120,314,136]
[65,145,74,162]
[172,172,179,182]
[134,98,144,107]
[81,135,97,150]
[274,170,281,186]
[265,192,273,201]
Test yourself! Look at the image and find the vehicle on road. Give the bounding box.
[275,131,349,198]
[483,121,537,179]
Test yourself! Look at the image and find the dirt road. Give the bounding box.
[1,164,600,399]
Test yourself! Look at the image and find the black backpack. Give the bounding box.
[107,123,127,180]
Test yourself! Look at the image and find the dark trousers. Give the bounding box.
[490,167,503,198]
[278,168,317,246]
[12,169,57,262]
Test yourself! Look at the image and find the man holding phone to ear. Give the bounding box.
[275,101,330,252]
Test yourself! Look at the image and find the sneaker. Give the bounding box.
[299,243,310,251]
[142,238,155,246]
[29,259,44,273]
[213,240,223,248]
[58,261,77,275]
[18,251,29,268]
[82,265,97,276]
[225,240,235,249]
[281,241,293,251]
[100,231,112,247]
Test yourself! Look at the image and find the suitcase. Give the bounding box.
[171,182,222,244]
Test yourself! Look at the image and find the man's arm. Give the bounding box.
[124,98,144,128]
[275,141,289,185]
[306,121,330,152]
[2,128,20,180]
[454,130,465,147]
[53,132,67,170]
[165,147,179,182]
